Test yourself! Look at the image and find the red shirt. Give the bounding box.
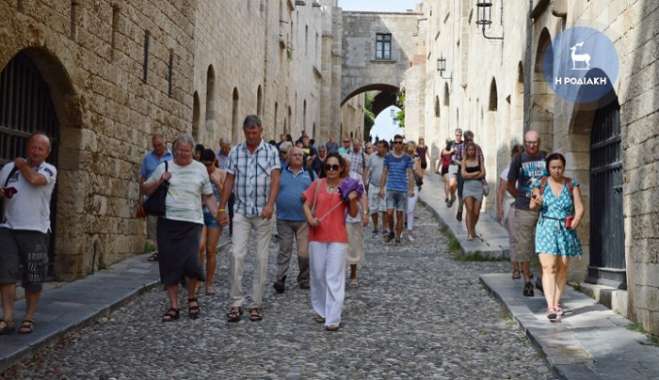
[302,179,348,243]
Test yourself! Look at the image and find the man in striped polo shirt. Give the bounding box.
[378,135,415,244]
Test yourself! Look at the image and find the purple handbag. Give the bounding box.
[338,177,364,201]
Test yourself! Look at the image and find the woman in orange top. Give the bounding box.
[303,153,359,331]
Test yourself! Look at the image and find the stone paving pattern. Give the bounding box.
[2,206,556,379]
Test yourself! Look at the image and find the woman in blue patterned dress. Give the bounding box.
[530,153,584,322]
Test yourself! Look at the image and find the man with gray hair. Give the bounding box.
[0,133,57,334]
[219,115,281,322]
[507,130,547,297]
[273,146,312,293]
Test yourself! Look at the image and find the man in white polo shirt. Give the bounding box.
[0,133,57,335]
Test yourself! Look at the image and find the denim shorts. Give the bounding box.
[203,210,220,228]
[385,190,407,212]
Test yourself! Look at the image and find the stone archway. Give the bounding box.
[0,47,82,280]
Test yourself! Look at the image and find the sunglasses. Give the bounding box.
[324,164,340,171]
[393,141,404,145]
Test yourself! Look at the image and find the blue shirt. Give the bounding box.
[140,150,173,179]
[384,153,413,192]
[276,166,313,221]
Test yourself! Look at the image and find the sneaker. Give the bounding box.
[382,229,390,237]
[372,228,378,237]
[407,232,415,242]
[456,209,463,222]
[523,281,534,297]
[384,232,394,243]
[273,276,286,294]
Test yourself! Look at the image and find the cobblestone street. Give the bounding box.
[2,205,555,379]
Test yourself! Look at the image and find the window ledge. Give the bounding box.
[370,59,396,63]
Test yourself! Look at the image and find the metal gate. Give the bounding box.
[0,51,60,277]
[587,99,626,289]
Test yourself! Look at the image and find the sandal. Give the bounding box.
[18,320,34,334]
[205,286,216,296]
[0,319,16,335]
[162,308,180,322]
[547,308,561,323]
[188,298,200,320]
[248,308,263,322]
[313,314,325,324]
[227,306,243,322]
[147,252,159,262]
[512,269,521,280]
[325,324,340,332]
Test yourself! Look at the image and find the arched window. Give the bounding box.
[274,102,279,136]
[434,96,440,118]
[192,91,200,140]
[205,66,216,139]
[303,99,307,133]
[488,78,498,111]
[443,83,450,106]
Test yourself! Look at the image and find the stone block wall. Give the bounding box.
[0,0,195,280]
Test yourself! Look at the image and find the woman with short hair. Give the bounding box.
[530,153,584,322]
[142,134,220,321]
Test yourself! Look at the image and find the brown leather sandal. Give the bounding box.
[18,320,33,334]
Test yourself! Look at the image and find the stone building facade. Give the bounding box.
[0,0,350,281]
[404,0,659,334]
[0,0,196,280]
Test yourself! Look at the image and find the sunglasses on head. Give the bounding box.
[324,164,340,171]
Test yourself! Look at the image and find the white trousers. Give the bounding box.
[309,241,347,327]
[407,193,419,231]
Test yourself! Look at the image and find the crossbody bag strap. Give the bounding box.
[4,164,19,187]
[311,178,323,216]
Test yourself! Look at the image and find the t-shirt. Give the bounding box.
[147,160,213,224]
[276,167,313,222]
[302,179,348,243]
[0,162,57,233]
[367,154,385,186]
[384,152,413,192]
[140,150,173,179]
[325,142,339,154]
[507,152,548,210]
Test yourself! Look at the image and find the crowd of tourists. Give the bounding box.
[136,115,428,331]
[0,117,583,337]
[437,128,584,323]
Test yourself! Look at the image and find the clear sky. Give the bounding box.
[338,0,419,12]
[369,106,404,141]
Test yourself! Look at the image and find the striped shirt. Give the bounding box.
[384,152,413,192]
[226,139,281,217]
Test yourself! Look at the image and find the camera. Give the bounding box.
[2,187,17,199]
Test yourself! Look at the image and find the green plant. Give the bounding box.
[144,241,156,254]
[394,91,406,128]
[626,322,659,346]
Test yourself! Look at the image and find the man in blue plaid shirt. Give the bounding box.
[219,115,281,322]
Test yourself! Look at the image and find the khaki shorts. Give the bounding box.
[509,208,539,262]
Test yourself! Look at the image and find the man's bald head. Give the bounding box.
[26,133,51,165]
[524,130,541,155]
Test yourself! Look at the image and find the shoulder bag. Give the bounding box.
[143,161,169,217]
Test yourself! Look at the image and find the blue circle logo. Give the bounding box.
[544,27,619,103]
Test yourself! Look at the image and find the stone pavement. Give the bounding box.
[418,173,509,259]
[2,206,556,379]
[481,274,659,380]
[0,254,160,373]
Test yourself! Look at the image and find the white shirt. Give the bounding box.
[0,162,57,233]
[146,160,212,224]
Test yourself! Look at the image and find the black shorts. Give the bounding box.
[0,228,49,292]
[441,166,449,176]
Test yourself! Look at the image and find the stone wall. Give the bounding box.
[0,0,196,280]
[407,0,659,334]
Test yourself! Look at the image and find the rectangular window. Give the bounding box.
[143,30,150,83]
[167,49,174,97]
[111,5,120,61]
[375,33,392,60]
